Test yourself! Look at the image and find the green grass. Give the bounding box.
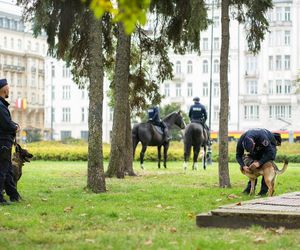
[0,161,299,250]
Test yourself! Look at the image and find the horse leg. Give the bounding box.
[192,145,200,171]
[207,143,212,165]
[183,143,191,171]
[157,146,162,169]
[140,144,147,169]
[202,145,207,170]
[163,143,169,168]
[132,137,139,159]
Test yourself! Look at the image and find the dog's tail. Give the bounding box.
[274,159,288,175]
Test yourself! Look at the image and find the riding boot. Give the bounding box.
[163,127,171,142]
[242,179,258,194]
[258,177,268,196]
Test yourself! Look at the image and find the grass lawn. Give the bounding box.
[0,160,299,250]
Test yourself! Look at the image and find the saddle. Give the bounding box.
[152,125,163,135]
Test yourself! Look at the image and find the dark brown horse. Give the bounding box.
[183,123,210,170]
[132,111,185,169]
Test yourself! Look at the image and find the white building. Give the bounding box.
[161,0,300,133]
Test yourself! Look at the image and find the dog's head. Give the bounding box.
[15,144,33,163]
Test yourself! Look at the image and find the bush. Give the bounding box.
[24,141,300,163]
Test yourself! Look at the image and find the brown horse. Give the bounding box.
[132,111,185,169]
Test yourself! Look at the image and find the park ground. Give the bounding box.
[0,161,299,250]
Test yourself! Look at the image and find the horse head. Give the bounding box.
[175,111,186,129]
[163,111,186,129]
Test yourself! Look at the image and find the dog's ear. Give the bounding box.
[15,143,22,152]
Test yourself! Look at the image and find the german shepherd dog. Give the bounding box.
[241,156,288,197]
[11,144,33,185]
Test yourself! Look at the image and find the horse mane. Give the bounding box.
[162,111,178,121]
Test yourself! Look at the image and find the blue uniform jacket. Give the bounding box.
[0,97,18,145]
[236,129,277,168]
[189,103,207,122]
[148,107,160,123]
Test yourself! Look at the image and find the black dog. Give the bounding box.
[11,144,33,185]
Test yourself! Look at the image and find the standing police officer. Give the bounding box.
[189,97,210,143]
[236,128,281,196]
[148,106,170,142]
[0,79,21,205]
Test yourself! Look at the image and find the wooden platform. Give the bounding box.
[196,192,300,229]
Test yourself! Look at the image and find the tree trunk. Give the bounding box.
[106,23,131,178]
[87,12,106,192]
[218,0,231,188]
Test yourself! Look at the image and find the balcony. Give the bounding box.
[244,70,259,78]
[38,69,45,76]
[2,64,26,72]
[172,73,185,82]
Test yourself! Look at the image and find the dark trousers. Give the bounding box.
[0,145,20,201]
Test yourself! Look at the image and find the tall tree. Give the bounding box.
[18,0,107,192]
[218,0,273,187]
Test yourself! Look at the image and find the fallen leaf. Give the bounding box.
[64,206,73,213]
[236,202,242,206]
[165,206,174,210]
[41,198,48,202]
[187,213,195,219]
[169,227,177,233]
[144,239,152,245]
[85,239,95,243]
[269,227,285,235]
[79,213,87,217]
[156,204,163,208]
[254,237,266,243]
[227,194,240,199]
[216,199,222,202]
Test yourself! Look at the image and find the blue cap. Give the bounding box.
[0,79,8,89]
[193,97,200,102]
[242,136,255,152]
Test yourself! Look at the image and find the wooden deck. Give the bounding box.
[196,192,300,228]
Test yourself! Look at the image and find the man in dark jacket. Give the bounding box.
[236,128,281,196]
[148,106,170,142]
[0,79,21,205]
[189,97,210,144]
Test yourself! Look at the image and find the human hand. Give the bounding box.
[242,166,251,174]
[16,124,20,132]
[249,161,260,170]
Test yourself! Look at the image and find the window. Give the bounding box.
[62,108,71,122]
[213,59,219,73]
[63,65,71,78]
[213,82,219,97]
[284,7,291,21]
[175,83,181,97]
[31,93,36,104]
[109,108,114,122]
[214,16,219,28]
[81,131,88,141]
[62,85,71,100]
[187,61,193,74]
[284,55,290,70]
[268,80,274,94]
[175,61,181,74]
[246,56,257,74]
[284,80,291,94]
[4,37,7,48]
[213,106,219,121]
[276,80,282,94]
[244,105,259,120]
[202,82,208,97]
[268,32,274,46]
[164,83,170,97]
[10,38,14,49]
[61,131,72,140]
[203,38,208,51]
[268,56,273,70]
[51,86,55,100]
[269,105,291,119]
[276,55,282,70]
[203,60,208,73]
[27,41,31,50]
[213,37,219,50]
[276,7,283,21]
[51,108,55,123]
[51,65,55,77]
[275,30,283,46]
[80,107,85,122]
[187,82,193,97]
[284,31,290,46]
[246,80,258,95]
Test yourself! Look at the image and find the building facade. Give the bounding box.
[0,0,47,141]
[161,0,300,133]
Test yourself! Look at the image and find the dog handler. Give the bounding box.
[0,78,21,205]
[236,128,281,196]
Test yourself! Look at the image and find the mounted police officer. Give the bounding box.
[188,97,210,144]
[236,128,282,196]
[0,79,21,205]
[147,106,170,142]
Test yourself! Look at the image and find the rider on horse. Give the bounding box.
[188,97,210,145]
[147,106,170,142]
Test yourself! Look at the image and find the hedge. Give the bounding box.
[24,141,300,163]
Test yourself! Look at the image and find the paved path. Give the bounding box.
[196,192,300,228]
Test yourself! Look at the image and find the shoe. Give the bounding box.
[0,200,11,206]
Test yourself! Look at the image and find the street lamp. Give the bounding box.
[207,0,215,165]
[50,61,54,140]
